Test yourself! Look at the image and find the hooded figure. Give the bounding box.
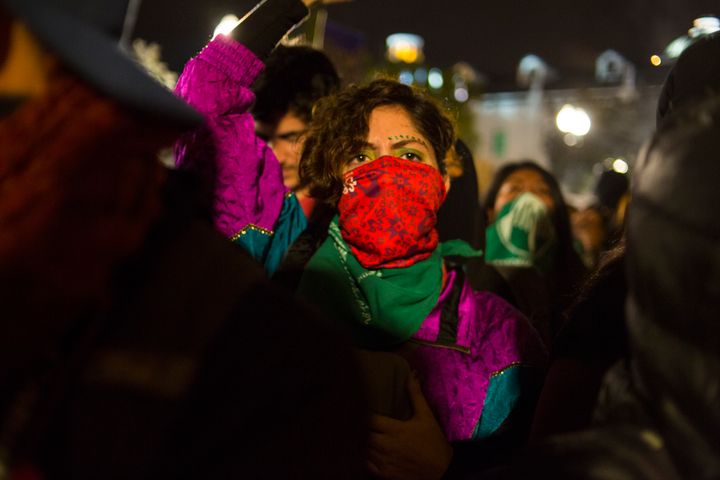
[657,32,720,128]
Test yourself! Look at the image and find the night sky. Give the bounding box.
[135,0,718,83]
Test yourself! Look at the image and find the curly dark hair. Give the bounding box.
[299,79,455,205]
[252,46,340,125]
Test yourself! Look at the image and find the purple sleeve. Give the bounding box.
[173,36,286,238]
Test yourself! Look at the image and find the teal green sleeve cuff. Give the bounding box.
[474,365,542,439]
[233,194,307,276]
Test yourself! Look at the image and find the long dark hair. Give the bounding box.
[484,161,587,310]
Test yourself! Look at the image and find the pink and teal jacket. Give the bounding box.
[174,36,306,274]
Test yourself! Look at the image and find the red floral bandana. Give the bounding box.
[337,156,447,269]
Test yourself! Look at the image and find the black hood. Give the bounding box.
[657,33,720,129]
[627,94,720,478]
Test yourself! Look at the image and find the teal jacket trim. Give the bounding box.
[233,193,307,276]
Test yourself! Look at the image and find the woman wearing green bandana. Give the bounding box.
[273,80,548,477]
[483,161,588,344]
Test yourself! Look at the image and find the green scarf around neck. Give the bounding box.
[297,217,482,349]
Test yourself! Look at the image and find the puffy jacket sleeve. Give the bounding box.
[173,37,307,275]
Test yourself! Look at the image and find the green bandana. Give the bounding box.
[485,192,556,272]
[297,217,482,349]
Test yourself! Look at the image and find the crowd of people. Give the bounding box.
[0,0,718,478]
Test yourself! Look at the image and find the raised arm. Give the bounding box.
[173,0,311,274]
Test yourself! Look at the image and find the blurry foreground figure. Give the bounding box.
[0,0,368,478]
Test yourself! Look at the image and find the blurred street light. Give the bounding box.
[517,54,552,90]
[428,68,444,89]
[689,16,720,37]
[556,104,591,137]
[612,158,629,174]
[658,15,719,65]
[398,70,413,85]
[386,33,424,64]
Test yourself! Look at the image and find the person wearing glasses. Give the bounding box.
[253,45,340,220]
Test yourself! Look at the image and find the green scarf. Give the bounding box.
[297,217,482,349]
[485,192,557,272]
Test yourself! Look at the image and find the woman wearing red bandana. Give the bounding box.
[287,79,548,478]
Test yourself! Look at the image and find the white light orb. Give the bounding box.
[612,158,629,174]
[428,68,444,89]
[556,104,591,137]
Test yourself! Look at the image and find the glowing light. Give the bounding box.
[454,87,469,102]
[689,16,720,37]
[563,133,578,147]
[650,55,662,66]
[665,36,693,59]
[612,158,629,174]
[428,68,444,89]
[213,14,240,38]
[414,68,428,85]
[386,33,424,64]
[398,70,414,85]
[556,104,591,137]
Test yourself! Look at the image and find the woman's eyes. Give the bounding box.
[350,150,424,164]
[351,153,370,163]
[399,152,421,161]
[397,149,425,162]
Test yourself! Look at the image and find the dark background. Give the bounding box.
[134,0,718,83]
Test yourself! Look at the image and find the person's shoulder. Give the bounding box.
[462,277,548,360]
[465,280,527,323]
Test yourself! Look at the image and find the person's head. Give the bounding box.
[485,161,562,224]
[657,33,720,128]
[0,0,199,348]
[484,161,583,287]
[300,78,455,205]
[253,46,340,191]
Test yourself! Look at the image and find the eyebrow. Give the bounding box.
[361,138,429,150]
[388,135,428,147]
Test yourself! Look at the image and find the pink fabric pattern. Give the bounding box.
[412,270,547,441]
[174,36,287,238]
